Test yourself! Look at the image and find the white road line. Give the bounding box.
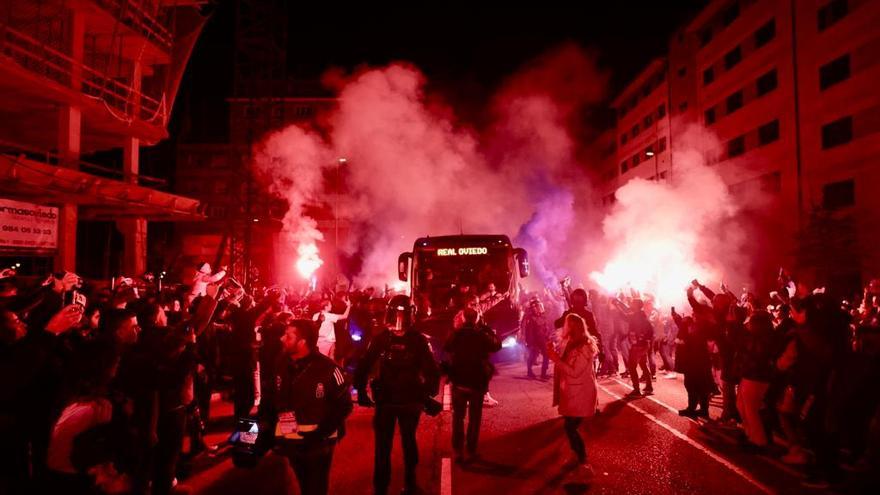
[608,377,803,478]
[441,457,452,495]
[598,383,776,495]
[611,377,688,417]
[443,383,452,412]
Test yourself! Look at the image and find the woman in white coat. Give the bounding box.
[548,313,599,474]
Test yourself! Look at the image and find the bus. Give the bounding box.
[397,235,529,344]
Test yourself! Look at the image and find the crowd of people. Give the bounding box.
[0,262,402,495]
[515,272,880,490]
[2,260,878,493]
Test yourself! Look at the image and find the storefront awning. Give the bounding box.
[0,154,205,221]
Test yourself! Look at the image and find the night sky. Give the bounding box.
[145,2,707,177]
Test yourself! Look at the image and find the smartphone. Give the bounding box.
[64,289,87,307]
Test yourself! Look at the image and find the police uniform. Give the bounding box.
[273,351,352,495]
[354,301,440,495]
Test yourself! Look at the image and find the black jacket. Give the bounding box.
[626,311,654,346]
[555,307,598,338]
[354,329,440,406]
[273,351,352,441]
[737,328,776,382]
[444,323,501,392]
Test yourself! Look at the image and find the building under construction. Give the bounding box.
[0,0,208,278]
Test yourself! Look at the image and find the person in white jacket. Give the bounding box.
[548,313,599,476]
[186,262,226,305]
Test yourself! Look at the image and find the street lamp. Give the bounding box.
[646,148,658,181]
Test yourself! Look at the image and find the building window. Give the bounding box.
[722,2,740,26]
[819,54,851,90]
[724,46,742,70]
[657,103,666,118]
[631,124,640,138]
[754,19,776,48]
[679,101,688,112]
[818,0,848,31]
[703,67,715,85]
[632,153,641,166]
[756,69,778,96]
[705,108,717,125]
[658,136,667,152]
[821,116,853,148]
[700,28,713,47]
[678,66,687,77]
[621,160,629,173]
[728,135,746,157]
[758,119,780,145]
[726,91,744,113]
[621,134,628,145]
[644,114,654,127]
[822,179,855,210]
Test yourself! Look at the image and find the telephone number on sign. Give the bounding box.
[2,225,54,234]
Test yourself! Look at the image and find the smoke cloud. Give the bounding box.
[253,44,754,305]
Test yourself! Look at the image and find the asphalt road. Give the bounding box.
[180,349,872,494]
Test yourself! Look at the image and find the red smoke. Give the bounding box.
[253,44,753,301]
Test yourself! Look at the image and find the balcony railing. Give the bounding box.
[0,23,167,125]
[93,0,173,52]
[0,138,168,188]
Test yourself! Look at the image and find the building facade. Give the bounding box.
[601,0,880,293]
[0,0,207,278]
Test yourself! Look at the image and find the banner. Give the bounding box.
[0,198,59,250]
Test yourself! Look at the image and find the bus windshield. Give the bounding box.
[413,246,512,314]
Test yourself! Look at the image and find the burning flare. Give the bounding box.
[296,243,324,279]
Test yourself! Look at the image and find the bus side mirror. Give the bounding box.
[398,252,412,282]
[514,248,529,278]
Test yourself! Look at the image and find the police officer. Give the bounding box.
[354,295,440,495]
[269,319,352,495]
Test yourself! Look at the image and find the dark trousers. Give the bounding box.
[627,344,652,392]
[451,386,484,454]
[527,345,549,377]
[373,404,421,494]
[233,368,256,420]
[152,407,187,495]
[684,371,711,412]
[278,440,336,495]
[563,417,586,463]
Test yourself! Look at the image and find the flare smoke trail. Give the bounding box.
[589,125,740,307]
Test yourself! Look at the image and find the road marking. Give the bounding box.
[598,383,775,495]
[608,377,803,478]
[443,383,452,411]
[441,457,452,495]
[610,377,687,416]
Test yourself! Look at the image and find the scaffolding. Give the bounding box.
[223,0,288,287]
